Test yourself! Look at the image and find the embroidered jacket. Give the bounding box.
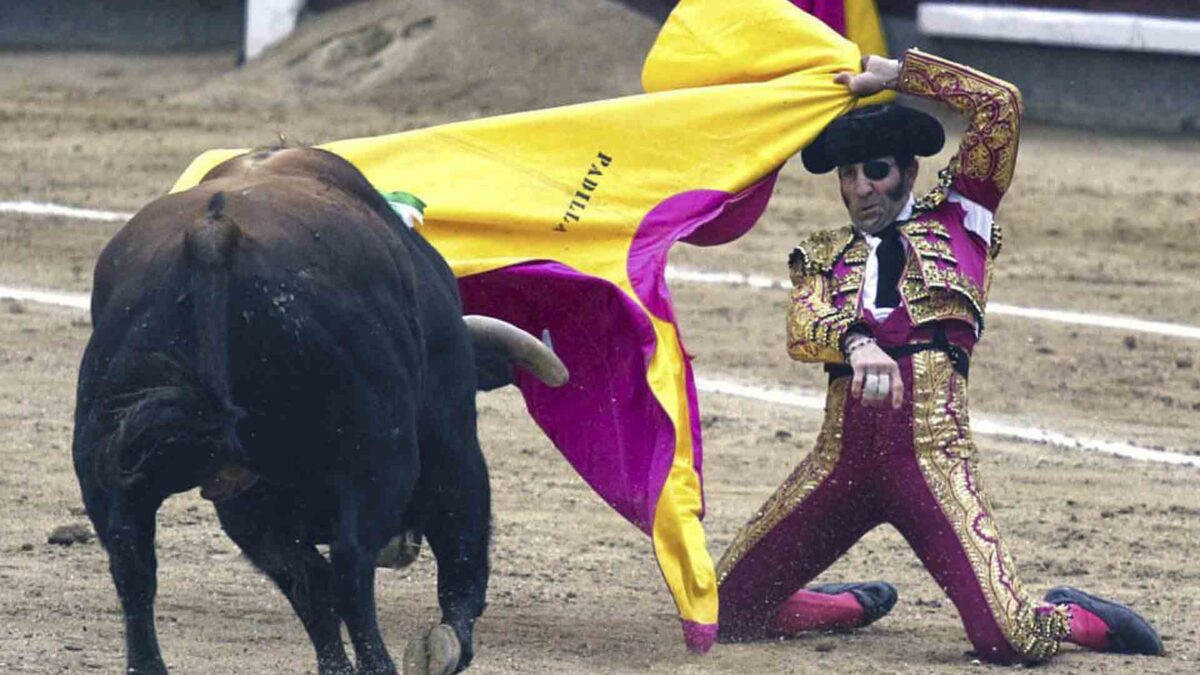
[787,49,1023,363]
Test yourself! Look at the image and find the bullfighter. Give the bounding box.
[715,49,1164,663]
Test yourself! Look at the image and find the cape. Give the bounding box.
[172,0,882,652]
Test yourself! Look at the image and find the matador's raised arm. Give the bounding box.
[898,49,1024,215]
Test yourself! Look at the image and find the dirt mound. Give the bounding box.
[180,0,660,116]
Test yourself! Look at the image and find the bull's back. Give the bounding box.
[83,167,468,484]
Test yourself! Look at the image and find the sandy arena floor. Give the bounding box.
[1,3,1199,672]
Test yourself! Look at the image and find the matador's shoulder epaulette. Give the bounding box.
[788,226,855,275]
[913,165,954,214]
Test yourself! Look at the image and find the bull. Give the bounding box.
[71,147,567,675]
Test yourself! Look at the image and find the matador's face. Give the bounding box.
[838,156,918,234]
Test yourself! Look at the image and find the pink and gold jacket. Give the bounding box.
[787,50,1023,363]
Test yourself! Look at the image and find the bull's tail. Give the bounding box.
[97,192,248,496]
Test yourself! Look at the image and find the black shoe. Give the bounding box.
[810,581,898,628]
[1045,586,1164,656]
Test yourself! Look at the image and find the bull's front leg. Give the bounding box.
[330,451,411,675]
[405,414,491,675]
[330,537,393,675]
[97,492,168,675]
[403,521,487,675]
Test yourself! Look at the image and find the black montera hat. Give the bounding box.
[801,104,945,174]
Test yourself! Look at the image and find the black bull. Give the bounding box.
[71,148,566,675]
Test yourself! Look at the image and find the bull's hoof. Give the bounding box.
[376,530,423,569]
[126,660,169,675]
[402,624,462,675]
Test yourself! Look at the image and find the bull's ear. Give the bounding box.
[463,316,568,389]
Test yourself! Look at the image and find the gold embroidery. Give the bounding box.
[790,227,855,275]
[912,350,969,458]
[786,231,864,363]
[787,275,854,363]
[835,240,868,301]
[892,214,991,332]
[833,268,864,299]
[904,217,952,240]
[716,379,847,584]
[911,352,1068,660]
[912,237,958,266]
[841,244,869,266]
[990,219,1004,259]
[914,166,955,214]
[899,50,1024,199]
[910,290,979,328]
[922,266,988,327]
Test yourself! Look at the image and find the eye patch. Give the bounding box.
[863,160,893,181]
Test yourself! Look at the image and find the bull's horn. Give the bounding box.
[463,316,569,387]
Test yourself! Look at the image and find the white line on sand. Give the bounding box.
[666,267,1200,340]
[0,201,133,223]
[696,378,1200,468]
[6,199,1200,340]
[2,281,1194,467]
[0,286,89,310]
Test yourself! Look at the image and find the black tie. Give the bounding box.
[875,223,905,308]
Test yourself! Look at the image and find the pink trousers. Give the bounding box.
[716,351,1069,662]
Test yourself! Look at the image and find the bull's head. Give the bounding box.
[463,316,569,391]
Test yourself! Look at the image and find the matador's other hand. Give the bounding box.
[834,55,900,97]
[848,341,904,409]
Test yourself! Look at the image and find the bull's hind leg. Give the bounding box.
[214,487,353,675]
[406,403,491,675]
[87,490,168,675]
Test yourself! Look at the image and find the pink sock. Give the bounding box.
[773,589,864,634]
[1067,604,1110,651]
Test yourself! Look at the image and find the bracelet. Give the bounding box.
[844,335,876,357]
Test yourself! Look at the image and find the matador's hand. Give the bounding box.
[834,55,901,97]
[848,341,904,409]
